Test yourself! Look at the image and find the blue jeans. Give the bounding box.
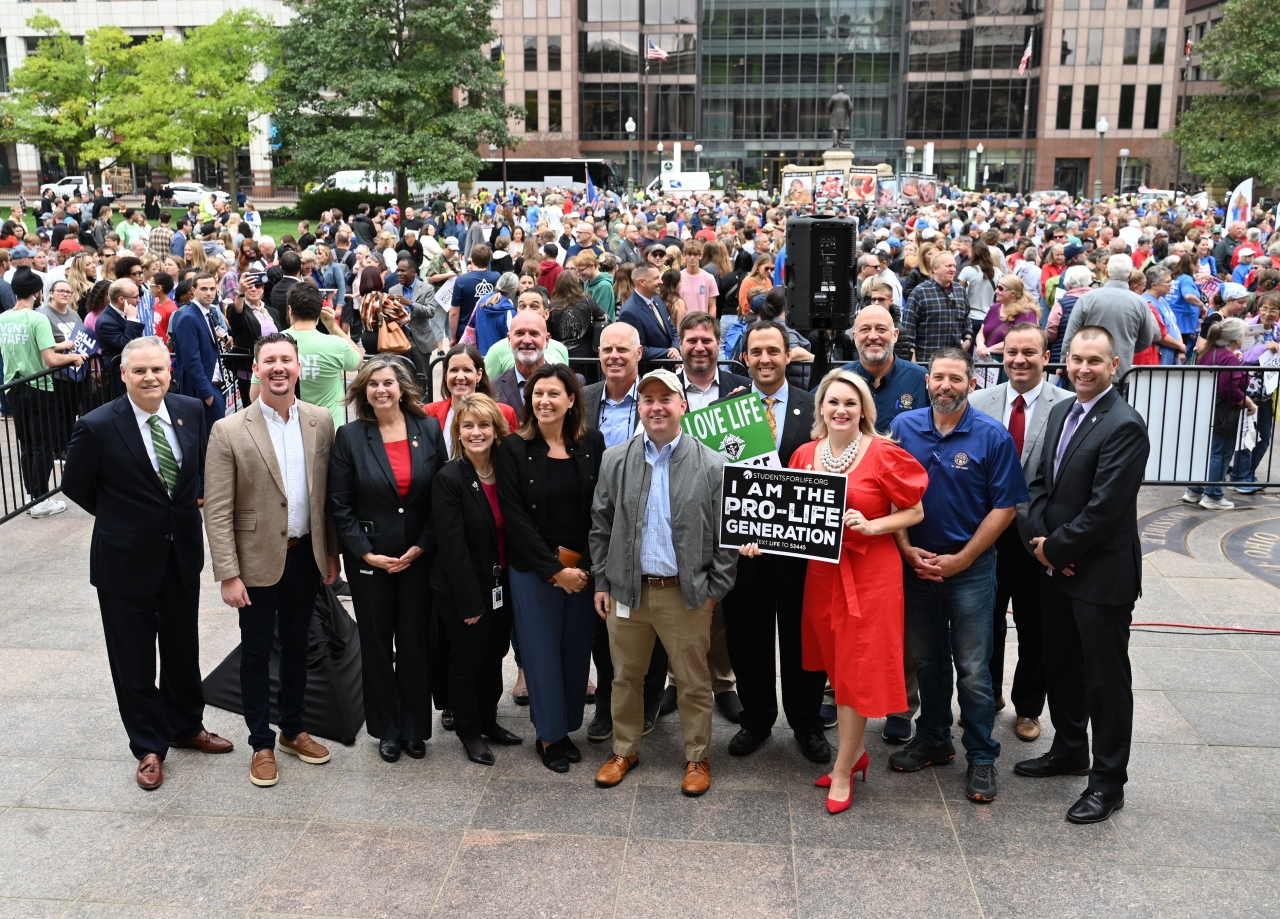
[1187,431,1235,500]
[904,547,1000,765]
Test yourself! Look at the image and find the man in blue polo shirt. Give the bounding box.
[888,346,1027,804]
[840,304,929,435]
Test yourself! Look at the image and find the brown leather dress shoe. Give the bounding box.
[595,753,639,787]
[682,759,711,796]
[250,749,279,787]
[279,731,331,764]
[171,730,234,754]
[1015,716,1042,741]
[136,753,163,790]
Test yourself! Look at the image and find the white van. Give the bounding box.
[322,171,397,195]
[646,172,712,195]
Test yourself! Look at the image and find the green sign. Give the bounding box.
[681,392,781,467]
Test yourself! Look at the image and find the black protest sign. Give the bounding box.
[719,465,846,563]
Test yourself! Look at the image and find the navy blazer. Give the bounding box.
[61,392,207,599]
[95,306,144,388]
[169,305,223,409]
[617,291,678,361]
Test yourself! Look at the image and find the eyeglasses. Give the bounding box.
[869,296,892,304]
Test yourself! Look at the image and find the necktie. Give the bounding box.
[763,396,779,441]
[204,309,219,345]
[1053,403,1086,480]
[147,415,179,495]
[1008,394,1026,457]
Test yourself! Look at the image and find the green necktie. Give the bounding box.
[147,415,179,496]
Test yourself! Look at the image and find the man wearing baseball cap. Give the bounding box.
[589,368,738,796]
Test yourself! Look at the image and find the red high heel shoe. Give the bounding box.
[814,751,869,788]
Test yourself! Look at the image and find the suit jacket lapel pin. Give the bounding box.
[793,408,800,415]
[471,480,480,490]
[412,439,419,447]
[176,418,183,426]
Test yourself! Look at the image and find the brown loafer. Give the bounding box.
[279,731,330,764]
[171,730,234,754]
[250,749,279,787]
[136,753,163,790]
[682,759,711,797]
[1015,716,1042,742]
[595,753,639,787]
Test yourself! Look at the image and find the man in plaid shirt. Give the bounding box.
[897,251,969,362]
[147,212,175,259]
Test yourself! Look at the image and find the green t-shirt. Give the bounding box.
[484,337,570,379]
[0,309,56,391]
[252,328,361,428]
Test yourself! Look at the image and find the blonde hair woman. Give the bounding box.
[184,240,208,272]
[974,274,1042,360]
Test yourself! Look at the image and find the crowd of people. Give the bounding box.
[6,177,1276,826]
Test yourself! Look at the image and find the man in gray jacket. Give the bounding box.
[1061,254,1157,377]
[589,369,738,797]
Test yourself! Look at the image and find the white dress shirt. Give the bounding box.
[680,369,723,411]
[1001,382,1042,432]
[129,397,183,473]
[261,400,311,538]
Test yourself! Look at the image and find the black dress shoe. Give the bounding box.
[659,684,679,715]
[379,739,401,762]
[715,691,743,723]
[403,739,426,759]
[587,708,613,742]
[441,710,456,731]
[795,731,833,764]
[1066,788,1124,824]
[728,726,770,757]
[560,736,582,763]
[482,724,524,745]
[538,741,570,773]
[1014,752,1091,778]
[460,735,494,766]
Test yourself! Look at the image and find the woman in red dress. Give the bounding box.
[791,369,927,813]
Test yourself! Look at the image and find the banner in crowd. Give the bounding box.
[681,392,780,467]
[719,466,846,563]
[846,168,880,203]
[814,170,845,201]
[1228,178,1253,225]
[900,173,938,205]
[877,178,898,208]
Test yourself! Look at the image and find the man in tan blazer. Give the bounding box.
[204,331,341,788]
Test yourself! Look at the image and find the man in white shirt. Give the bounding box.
[674,312,751,411]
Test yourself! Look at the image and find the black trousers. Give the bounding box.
[96,543,205,760]
[347,554,434,742]
[592,616,667,712]
[441,581,513,740]
[722,553,826,736]
[1041,573,1134,795]
[9,383,59,501]
[990,525,1047,718]
[241,539,322,751]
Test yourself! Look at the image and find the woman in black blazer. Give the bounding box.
[432,394,524,765]
[497,363,605,773]
[328,355,447,763]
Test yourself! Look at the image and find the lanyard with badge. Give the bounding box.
[491,562,504,609]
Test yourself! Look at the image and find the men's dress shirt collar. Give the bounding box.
[643,431,681,460]
[260,400,298,425]
[130,397,172,427]
[752,380,790,450]
[1073,385,1112,416]
[1006,383,1041,411]
[129,396,182,471]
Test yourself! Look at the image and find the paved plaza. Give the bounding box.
[0,486,1278,918]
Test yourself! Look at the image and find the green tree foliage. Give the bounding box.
[274,0,520,201]
[1169,0,1280,185]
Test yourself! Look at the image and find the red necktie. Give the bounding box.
[1009,394,1026,457]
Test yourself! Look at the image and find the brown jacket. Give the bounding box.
[203,399,338,586]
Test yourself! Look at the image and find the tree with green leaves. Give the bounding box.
[1169,0,1280,186]
[273,0,520,201]
[0,15,135,184]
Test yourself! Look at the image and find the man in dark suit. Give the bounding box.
[61,337,233,790]
[169,271,226,432]
[1017,325,1149,825]
[95,279,145,393]
[269,250,303,317]
[617,263,679,362]
[717,320,831,764]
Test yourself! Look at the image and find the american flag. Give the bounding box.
[1185,37,1193,57]
[647,39,669,61]
[1018,34,1033,75]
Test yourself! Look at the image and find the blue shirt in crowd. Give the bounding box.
[841,357,930,433]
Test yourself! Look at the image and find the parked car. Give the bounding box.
[40,176,113,199]
[161,182,230,207]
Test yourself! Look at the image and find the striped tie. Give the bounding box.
[147,415,179,496]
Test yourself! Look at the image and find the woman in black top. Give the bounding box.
[496,363,605,772]
[547,270,607,358]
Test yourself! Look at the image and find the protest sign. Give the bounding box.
[681,391,780,467]
[719,465,846,562]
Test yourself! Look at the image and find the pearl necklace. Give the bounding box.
[820,434,862,473]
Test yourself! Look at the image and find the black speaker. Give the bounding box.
[783,215,858,332]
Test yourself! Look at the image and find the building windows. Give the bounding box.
[972,0,1044,14]
[906,82,969,138]
[969,79,1038,137]
[579,82,638,139]
[1090,0,1105,9]
[1154,0,1168,8]
[1144,84,1161,129]
[1059,29,1076,66]
[490,44,502,64]
[1055,84,1073,129]
[1086,29,1103,66]
[548,0,562,16]
[524,36,538,70]
[1118,84,1135,128]
[524,0,537,16]
[1127,0,1141,7]
[548,35,562,71]
[579,31,639,73]
[648,84,696,139]
[1123,29,1139,65]
[548,90,563,131]
[971,26,1039,70]
[646,32,696,75]
[911,0,968,21]
[0,39,8,93]
[1081,83,1098,129]
[1063,0,1079,9]
[583,0,640,20]
[524,89,539,131]
[644,0,696,24]
[910,30,967,73]
[1149,28,1166,65]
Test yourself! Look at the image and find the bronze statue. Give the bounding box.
[827,86,854,149]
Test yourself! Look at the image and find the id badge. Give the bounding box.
[492,586,504,609]
[616,602,631,619]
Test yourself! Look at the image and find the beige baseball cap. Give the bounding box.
[637,368,684,396]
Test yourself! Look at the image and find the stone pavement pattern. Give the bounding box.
[0,487,1278,918]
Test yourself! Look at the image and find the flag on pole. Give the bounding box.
[1185,37,1193,57]
[496,39,505,72]
[1018,34,1033,75]
[586,170,599,206]
[647,39,669,61]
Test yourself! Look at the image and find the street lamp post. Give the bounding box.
[904,145,915,172]
[1093,117,1109,200]
[976,143,984,190]
[1118,147,1130,196]
[694,143,703,172]
[488,144,507,199]
[625,116,636,204]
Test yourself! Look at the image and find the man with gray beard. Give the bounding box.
[840,303,930,436]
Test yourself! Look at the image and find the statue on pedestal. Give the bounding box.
[827,86,854,149]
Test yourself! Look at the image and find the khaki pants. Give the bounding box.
[666,601,735,695]
[609,584,713,762]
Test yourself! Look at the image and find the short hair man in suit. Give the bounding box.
[96,278,145,391]
[62,337,233,790]
[168,271,226,432]
[968,322,1073,744]
[203,332,342,788]
[1018,326,1149,825]
[617,263,679,361]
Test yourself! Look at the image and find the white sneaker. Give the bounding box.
[1198,495,1234,510]
[1181,489,1203,505]
[28,498,67,518]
